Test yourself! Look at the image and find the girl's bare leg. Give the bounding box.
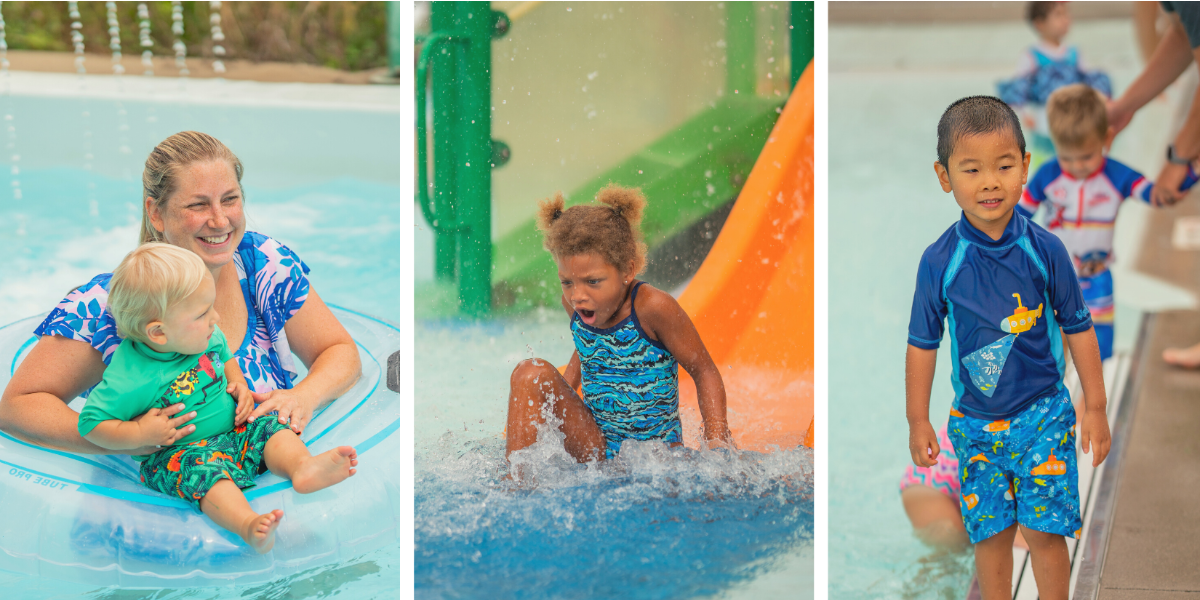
[200,479,284,554]
[900,485,969,548]
[263,429,357,494]
[506,358,605,462]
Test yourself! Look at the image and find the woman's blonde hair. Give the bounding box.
[536,184,649,276]
[141,131,244,244]
[109,243,209,344]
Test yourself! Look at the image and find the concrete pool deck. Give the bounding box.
[1085,197,1200,599]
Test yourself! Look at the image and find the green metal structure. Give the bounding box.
[418,2,815,315]
[791,1,815,86]
[416,2,507,316]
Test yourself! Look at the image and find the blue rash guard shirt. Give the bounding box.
[908,212,1093,420]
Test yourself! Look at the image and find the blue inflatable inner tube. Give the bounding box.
[0,306,400,587]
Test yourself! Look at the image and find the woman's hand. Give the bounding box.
[247,388,314,434]
[132,403,197,447]
[1153,162,1192,206]
[228,381,254,426]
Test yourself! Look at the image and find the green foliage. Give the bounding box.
[0,1,389,72]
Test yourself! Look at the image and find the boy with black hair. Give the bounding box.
[906,95,1111,599]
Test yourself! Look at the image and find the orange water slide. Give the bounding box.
[676,62,815,452]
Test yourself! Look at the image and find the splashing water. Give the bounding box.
[210,1,226,75]
[138,3,153,76]
[171,1,188,78]
[417,428,813,598]
[416,316,813,599]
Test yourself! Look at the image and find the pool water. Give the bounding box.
[0,74,399,598]
[414,311,813,599]
[829,19,1177,598]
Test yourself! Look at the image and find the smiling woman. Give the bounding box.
[0,131,361,454]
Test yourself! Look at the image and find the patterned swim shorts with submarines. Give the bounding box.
[947,387,1081,544]
[139,417,292,511]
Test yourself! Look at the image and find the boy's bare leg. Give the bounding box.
[263,429,357,494]
[200,479,284,554]
[1021,525,1069,600]
[974,524,1018,599]
[506,358,605,462]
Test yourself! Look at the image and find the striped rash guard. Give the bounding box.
[1017,157,1154,266]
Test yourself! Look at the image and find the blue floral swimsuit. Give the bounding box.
[571,281,682,459]
[36,231,311,395]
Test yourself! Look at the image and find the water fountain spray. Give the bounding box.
[106,2,124,76]
[69,1,85,75]
[0,1,19,205]
[210,1,226,75]
[138,3,153,76]
[171,1,188,77]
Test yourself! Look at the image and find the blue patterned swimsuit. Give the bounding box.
[36,231,311,396]
[572,281,682,459]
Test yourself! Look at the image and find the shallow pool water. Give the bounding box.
[415,312,813,600]
[830,19,1169,598]
[0,75,399,598]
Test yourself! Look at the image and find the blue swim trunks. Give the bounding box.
[947,387,1081,544]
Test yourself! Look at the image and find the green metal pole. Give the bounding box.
[431,3,460,280]
[726,2,756,97]
[790,1,814,88]
[455,2,494,316]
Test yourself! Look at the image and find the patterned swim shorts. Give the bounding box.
[899,423,960,504]
[947,387,1081,544]
[139,417,292,511]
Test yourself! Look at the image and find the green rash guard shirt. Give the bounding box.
[77,326,236,460]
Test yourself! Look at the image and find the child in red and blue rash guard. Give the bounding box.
[1017,84,1198,361]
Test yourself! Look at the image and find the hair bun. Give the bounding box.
[596,183,646,227]
[536,192,567,233]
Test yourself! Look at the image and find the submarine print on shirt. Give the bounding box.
[961,293,1045,397]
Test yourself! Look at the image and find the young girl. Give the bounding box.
[505,185,732,463]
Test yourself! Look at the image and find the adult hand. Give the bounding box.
[908,421,940,468]
[1106,98,1134,138]
[1152,161,1192,206]
[247,388,314,434]
[132,402,197,447]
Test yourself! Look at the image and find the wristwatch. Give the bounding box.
[1167,144,1192,165]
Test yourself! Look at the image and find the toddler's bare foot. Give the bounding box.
[1163,343,1200,368]
[292,446,357,493]
[242,509,284,554]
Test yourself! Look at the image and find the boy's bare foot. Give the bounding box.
[1163,343,1200,368]
[242,509,284,554]
[292,446,358,493]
